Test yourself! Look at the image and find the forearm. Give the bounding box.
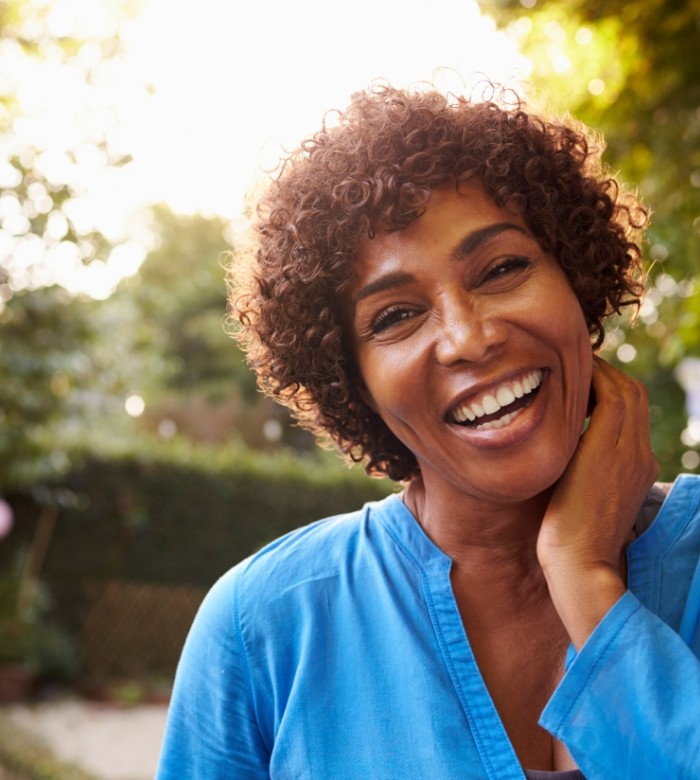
[542,562,626,650]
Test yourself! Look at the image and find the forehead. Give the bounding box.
[354,181,528,275]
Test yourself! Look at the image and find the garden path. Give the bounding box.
[4,696,167,780]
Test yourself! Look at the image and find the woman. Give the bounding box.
[157,83,700,779]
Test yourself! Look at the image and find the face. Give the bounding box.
[343,182,593,506]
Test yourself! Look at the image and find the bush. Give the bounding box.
[40,439,393,586]
[3,438,395,646]
[0,555,78,684]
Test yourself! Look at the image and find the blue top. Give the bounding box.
[157,475,700,779]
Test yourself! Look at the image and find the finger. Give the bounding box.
[586,360,626,442]
[592,358,658,485]
[590,359,651,434]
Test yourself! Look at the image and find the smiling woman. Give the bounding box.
[346,182,593,512]
[157,83,700,779]
[234,84,644,482]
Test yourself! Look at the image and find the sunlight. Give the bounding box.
[3,0,528,297]
[120,0,528,217]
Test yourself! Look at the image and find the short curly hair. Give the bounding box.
[231,82,647,481]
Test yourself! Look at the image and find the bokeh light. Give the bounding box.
[125,394,145,417]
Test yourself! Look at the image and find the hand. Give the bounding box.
[537,357,659,648]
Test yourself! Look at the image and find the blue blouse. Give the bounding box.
[157,475,700,779]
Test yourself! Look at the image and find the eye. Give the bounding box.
[370,305,416,334]
[481,256,531,284]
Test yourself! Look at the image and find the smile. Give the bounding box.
[448,369,544,430]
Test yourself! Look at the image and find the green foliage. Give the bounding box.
[0,555,78,680]
[0,0,138,297]
[116,205,256,402]
[0,1,148,492]
[0,288,100,491]
[32,439,393,590]
[107,205,307,452]
[0,558,35,665]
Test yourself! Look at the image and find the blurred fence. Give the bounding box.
[78,579,206,687]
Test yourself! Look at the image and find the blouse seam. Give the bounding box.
[380,517,504,779]
[231,568,273,756]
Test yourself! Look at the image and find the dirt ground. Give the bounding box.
[3,696,168,780]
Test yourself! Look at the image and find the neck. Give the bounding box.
[403,475,553,589]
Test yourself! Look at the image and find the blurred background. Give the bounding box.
[0,0,698,777]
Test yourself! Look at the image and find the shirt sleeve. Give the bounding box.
[540,590,700,779]
[156,568,270,779]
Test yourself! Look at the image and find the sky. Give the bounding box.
[3,0,530,297]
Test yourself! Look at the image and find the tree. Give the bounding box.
[0,286,98,490]
[0,0,145,490]
[112,206,312,451]
[119,206,253,401]
[0,0,143,299]
[480,0,700,477]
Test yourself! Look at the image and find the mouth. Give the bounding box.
[447,369,544,431]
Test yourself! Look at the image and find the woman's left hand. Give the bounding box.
[537,357,659,649]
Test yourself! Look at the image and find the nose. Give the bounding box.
[434,295,508,365]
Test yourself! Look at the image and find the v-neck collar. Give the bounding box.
[380,493,532,778]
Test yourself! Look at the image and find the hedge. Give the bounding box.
[3,439,396,654]
[49,448,391,586]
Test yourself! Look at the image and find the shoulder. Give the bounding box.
[663,474,700,529]
[658,474,700,518]
[244,493,397,576]
[175,495,400,678]
[634,475,700,536]
[206,493,402,619]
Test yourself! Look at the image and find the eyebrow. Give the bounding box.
[453,222,529,259]
[352,222,530,307]
[353,271,416,306]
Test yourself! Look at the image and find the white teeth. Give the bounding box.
[496,386,515,406]
[450,369,544,426]
[474,409,520,430]
[482,394,500,414]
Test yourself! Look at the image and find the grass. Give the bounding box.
[0,714,99,780]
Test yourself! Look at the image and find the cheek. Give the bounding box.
[357,347,427,428]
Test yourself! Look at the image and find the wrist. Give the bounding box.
[542,562,626,650]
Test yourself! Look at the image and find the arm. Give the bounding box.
[156,568,270,780]
[537,359,700,776]
[536,357,658,649]
[541,589,700,777]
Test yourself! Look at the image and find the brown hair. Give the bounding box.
[231,82,647,481]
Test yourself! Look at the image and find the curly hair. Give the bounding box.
[231,81,647,481]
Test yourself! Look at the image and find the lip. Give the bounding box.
[444,368,549,448]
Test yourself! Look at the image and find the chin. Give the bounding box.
[472,455,572,505]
